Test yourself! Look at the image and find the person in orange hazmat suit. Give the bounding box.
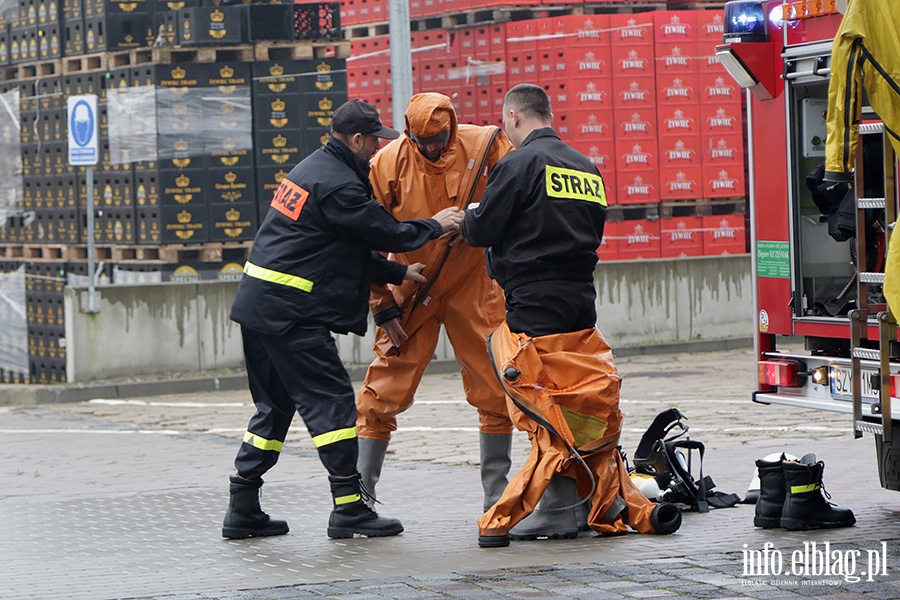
[355,92,516,514]
[461,83,683,547]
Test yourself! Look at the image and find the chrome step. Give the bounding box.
[859,272,886,284]
[858,197,886,209]
[852,347,882,361]
[856,420,884,435]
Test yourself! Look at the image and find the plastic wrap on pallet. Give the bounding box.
[0,264,28,377]
[108,86,158,164]
[108,86,252,165]
[0,89,22,227]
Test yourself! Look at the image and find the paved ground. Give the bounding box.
[2,344,900,599]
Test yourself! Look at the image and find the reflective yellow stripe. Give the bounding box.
[791,483,820,494]
[243,261,314,293]
[545,165,607,206]
[243,431,284,452]
[334,493,361,505]
[312,426,357,448]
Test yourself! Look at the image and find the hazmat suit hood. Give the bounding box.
[404,92,459,174]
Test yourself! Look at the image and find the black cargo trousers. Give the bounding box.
[234,324,359,480]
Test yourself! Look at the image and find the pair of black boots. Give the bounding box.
[754,454,856,531]
[222,473,404,539]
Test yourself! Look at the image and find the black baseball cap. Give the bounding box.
[331,99,400,139]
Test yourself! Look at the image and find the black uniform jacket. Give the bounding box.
[461,128,607,292]
[231,138,443,336]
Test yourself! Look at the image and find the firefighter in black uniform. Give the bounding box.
[223,99,464,540]
[461,84,681,546]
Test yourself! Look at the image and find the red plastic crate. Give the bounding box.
[655,41,699,73]
[611,44,655,78]
[653,10,698,43]
[563,45,613,79]
[656,71,700,106]
[660,166,703,200]
[614,106,658,140]
[616,138,658,172]
[536,47,569,82]
[701,133,743,166]
[702,165,745,198]
[596,233,619,261]
[354,0,386,24]
[659,135,701,168]
[699,102,741,135]
[698,50,723,73]
[505,20,538,55]
[543,80,572,110]
[609,13,654,46]
[702,213,746,255]
[551,13,612,43]
[572,79,614,110]
[659,104,700,136]
[700,72,741,104]
[507,52,539,85]
[659,215,704,257]
[696,8,726,41]
[614,218,662,259]
[568,139,615,173]
[612,76,656,108]
[565,108,615,143]
[615,169,660,204]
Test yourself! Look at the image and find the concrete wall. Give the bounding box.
[64,255,753,383]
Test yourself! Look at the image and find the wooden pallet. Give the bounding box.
[344,22,391,39]
[253,40,350,61]
[0,243,71,261]
[17,59,62,79]
[62,52,107,74]
[150,44,257,64]
[606,203,659,223]
[658,197,747,219]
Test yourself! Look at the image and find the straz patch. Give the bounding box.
[545,165,607,206]
[270,179,310,221]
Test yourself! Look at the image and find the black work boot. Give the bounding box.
[753,455,786,528]
[222,475,290,539]
[780,459,856,531]
[327,474,404,539]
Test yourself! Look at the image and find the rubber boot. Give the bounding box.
[327,474,404,539]
[222,475,290,539]
[509,475,580,541]
[575,500,591,532]
[753,455,786,528]
[780,459,856,531]
[358,437,389,509]
[480,433,513,511]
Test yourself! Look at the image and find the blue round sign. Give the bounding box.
[70,99,95,147]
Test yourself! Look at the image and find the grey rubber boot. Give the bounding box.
[357,437,389,508]
[480,433,513,511]
[509,474,580,540]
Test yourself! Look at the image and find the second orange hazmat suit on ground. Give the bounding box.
[355,93,516,512]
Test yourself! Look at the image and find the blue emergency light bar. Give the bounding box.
[723,0,768,42]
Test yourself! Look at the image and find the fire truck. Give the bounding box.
[717,0,900,491]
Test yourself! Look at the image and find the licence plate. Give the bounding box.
[829,366,879,403]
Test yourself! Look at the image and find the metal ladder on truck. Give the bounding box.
[848,120,900,489]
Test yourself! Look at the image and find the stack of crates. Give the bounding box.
[342,1,746,261]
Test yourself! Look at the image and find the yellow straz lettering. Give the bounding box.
[545,165,607,206]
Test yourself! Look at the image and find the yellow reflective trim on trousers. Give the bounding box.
[545,165,607,206]
[334,493,361,505]
[312,426,357,448]
[243,261,314,293]
[790,483,820,494]
[243,431,284,452]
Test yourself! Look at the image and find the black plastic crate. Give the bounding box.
[292,2,339,41]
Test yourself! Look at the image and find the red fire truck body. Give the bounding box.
[719,1,900,491]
